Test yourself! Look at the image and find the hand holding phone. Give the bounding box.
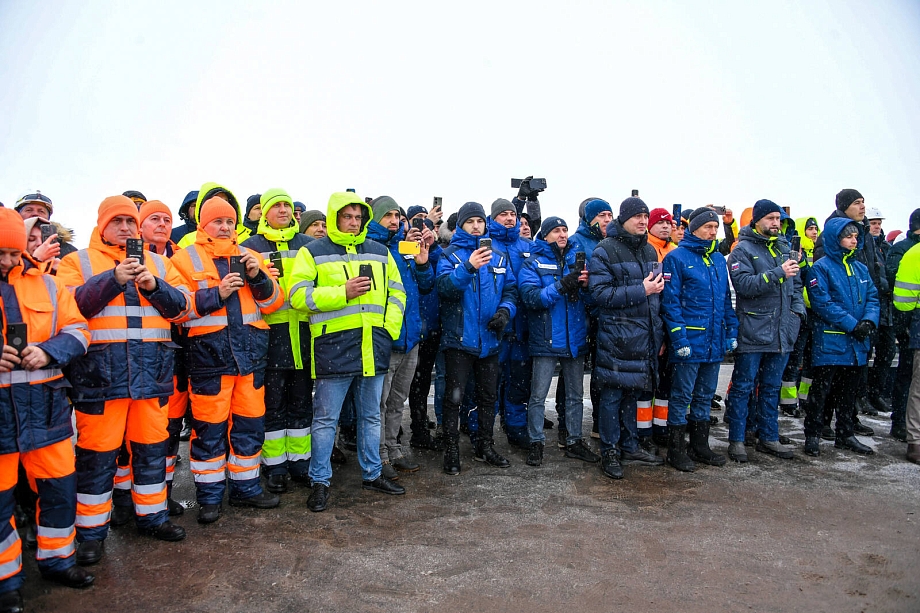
[269,252,284,277]
[125,238,145,266]
[6,324,27,358]
[229,255,246,278]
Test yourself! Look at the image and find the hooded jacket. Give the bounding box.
[288,193,406,378]
[171,191,200,243]
[57,228,193,402]
[365,219,434,353]
[517,237,588,358]
[727,226,804,353]
[794,217,820,265]
[177,182,251,248]
[437,227,518,359]
[588,221,664,390]
[241,188,314,370]
[0,257,90,454]
[487,218,531,340]
[661,232,738,363]
[806,218,880,366]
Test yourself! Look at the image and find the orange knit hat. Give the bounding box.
[97,195,140,230]
[139,200,172,225]
[0,209,27,251]
[198,197,237,229]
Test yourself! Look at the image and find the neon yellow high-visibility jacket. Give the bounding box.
[288,192,406,378]
[893,241,920,351]
[177,182,252,248]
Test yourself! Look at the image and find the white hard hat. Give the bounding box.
[866,206,885,220]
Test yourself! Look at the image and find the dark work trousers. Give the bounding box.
[803,365,861,439]
[262,368,314,478]
[891,329,913,431]
[442,350,499,443]
[868,325,897,400]
[408,331,441,438]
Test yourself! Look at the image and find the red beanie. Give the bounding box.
[139,200,172,225]
[198,197,237,229]
[0,209,27,251]
[649,208,672,228]
[97,195,140,231]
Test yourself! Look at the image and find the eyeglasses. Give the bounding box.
[17,191,52,206]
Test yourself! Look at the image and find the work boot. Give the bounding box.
[686,420,727,466]
[565,439,600,463]
[857,397,878,416]
[709,415,719,425]
[41,565,95,589]
[526,442,544,467]
[265,473,288,494]
[620,447,664,466]
[179,418,192,441]
[890,424,908,442]
[392,456,420,473]
[638,435,658,455]
[666,424,695,473]
[167,498,184,516]
[804,436,820,457]
[307,483,329,512]
[853,419,875,437]
[229,490,280,509]
[556,426,569,449]
[138,520,186,542]
[381,461,399,481]
[600,449,623,480]
[820,425,835,441]
[711,397,722,411]
[410,430,442,451]
[443,439,461,475]
[197,503,222,524]
[727,441,748,463]
[869,396,892,413]
[756,439,794,459]
[339,425,358,451]
[543,417,554,430]
[331,445,348,465]
[110,504,133,527]
[76,539,104,566]
[835,435,874,455]
[362,475,406,495]
[0,590,23,613]
[907,443,920,465]
[474,440,510,468]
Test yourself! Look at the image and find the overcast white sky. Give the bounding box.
[2,0,919,247]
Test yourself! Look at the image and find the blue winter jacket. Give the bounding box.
[589,221,665,390]
[419,244,442,340]
[806,217,880,367]
[366,221,435,353]
[437,228,518,358]
[661,233,739,363]
[487,218,531,340]
[569,217,605,264]
[518,238,588,358]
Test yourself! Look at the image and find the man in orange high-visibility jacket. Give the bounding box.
[57,196,194,567]
[170,197,284,524]
[0,209,93,613]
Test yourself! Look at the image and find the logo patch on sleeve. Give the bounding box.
[809,278,818,288]
[730,262,740,271]
[662,272,672,282]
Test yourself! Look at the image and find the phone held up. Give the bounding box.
[575,252,586,271]
[125,238,145,265]
[269,251,284,277]
[229,255,246,278]
[6,323,27,358]
[478,238,492,252]
[788,236,801,261]
[40,224,57,245]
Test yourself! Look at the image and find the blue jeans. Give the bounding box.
[597,386,639,453]
[668,362,720,427]
[498,339,531,436]
[310,375,384,486]
[527,356,584,445]
[725,352,790,443]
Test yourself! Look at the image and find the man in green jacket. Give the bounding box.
[289,192,407,511]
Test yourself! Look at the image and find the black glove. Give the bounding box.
[487,308,511,333]
[517,176,536,201]
[851,320,876,341]
[558,268,581,294]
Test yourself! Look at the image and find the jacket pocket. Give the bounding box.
[20,301,54,341]
[738,310,774,346]
[817,329,848,355]
[69,344,111,389]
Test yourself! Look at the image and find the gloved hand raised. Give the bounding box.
[675,345,691,358]
[557,268,582,294]
[517,176,537,201]
[851,320,876,341]
[487,308,511,334]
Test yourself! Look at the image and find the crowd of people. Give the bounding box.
[0,180,918,613]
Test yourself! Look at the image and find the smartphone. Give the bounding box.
[788,236,801,261]
[412,218,425,231]
[6,324,27,357]
[229,255,246,278]
[358,264,374,282]
[478,238,492,251]
[432,196,442,209]
[711,205,727,215]
[575,252,587,271]
[398,241,421,255]
[269,251,284,277]
[631,189,639,197]
[672,204,682,222]
[125,238,145,265]
[40,224,57,244]
[651,261,661,275]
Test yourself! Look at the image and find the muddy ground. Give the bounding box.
[22,368,920,613]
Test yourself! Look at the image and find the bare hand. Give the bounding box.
[0,345,21,372]
[20,346,50,371]
[265,261,281,280]
[781,259,799,278]
[413,230,431,265]
[33,235,61,262]
[722,209,733,224]
[345,276,372,300]
[114,258,140,286]
[240,251,260,279]
[421,227,436,248]
[468,247,492,270]
[578,269,589,287]
[643,270,664,295]
[135,265,157,292]
[429,206,443,225]
[219,273,244,300]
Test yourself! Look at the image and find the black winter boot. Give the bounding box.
[474,439,510,468]
[666,424,696,472]
[687,419,726,466]
[526,442,544,467]
[443,439,461,475]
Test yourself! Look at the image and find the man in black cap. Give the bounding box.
[724,199,805,462]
